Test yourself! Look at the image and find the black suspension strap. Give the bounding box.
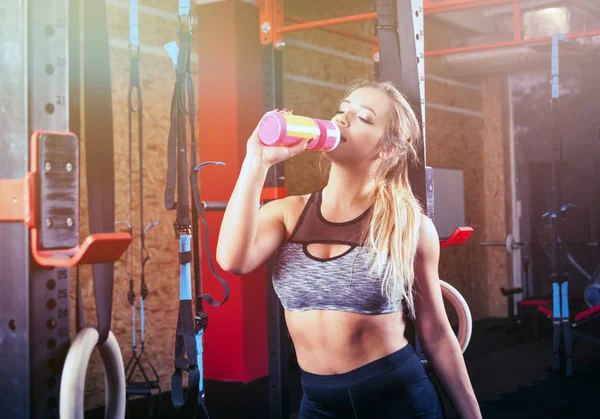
[163,1,229,415]
[83,0,117,345]
[120,1,162,415]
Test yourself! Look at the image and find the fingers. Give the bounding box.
[287,138,310,157]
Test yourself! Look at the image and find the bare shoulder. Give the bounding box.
[417,213,440,256]
[269,193,311,239]
[261,194,308,214]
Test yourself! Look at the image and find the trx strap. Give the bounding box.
[83,0,117,345]
[164,1,229,414]
[121,1,162,413]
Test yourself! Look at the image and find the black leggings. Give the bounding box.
[298,344,444,419]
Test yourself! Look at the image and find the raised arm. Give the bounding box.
[216,116,309,275]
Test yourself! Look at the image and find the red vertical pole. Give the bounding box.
[195,1,268,383]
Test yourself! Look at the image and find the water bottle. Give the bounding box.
[257,113,340,152]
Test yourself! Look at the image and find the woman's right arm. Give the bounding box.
[216,119,309,275]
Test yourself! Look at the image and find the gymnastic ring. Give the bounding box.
[59,327,126,419]
[440,279,472,353]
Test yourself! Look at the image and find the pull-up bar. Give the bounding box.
[280,12,376,34]
[285,15,377,45]
[262,0,600,60]
[261,0,525,50]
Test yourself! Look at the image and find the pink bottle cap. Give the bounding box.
[257,113,288,146]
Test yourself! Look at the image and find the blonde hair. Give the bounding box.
[326,79,424,319]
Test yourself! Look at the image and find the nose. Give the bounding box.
[334,112,349,127]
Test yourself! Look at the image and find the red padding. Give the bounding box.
[519,299,550,306]
[574,304,600,322]
[537,306,553,317]
[440,226,474,247]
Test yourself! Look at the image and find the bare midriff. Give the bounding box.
[285,309,408,375]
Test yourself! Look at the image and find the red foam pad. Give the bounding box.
[537,306,553,317]
[574,304,600,323]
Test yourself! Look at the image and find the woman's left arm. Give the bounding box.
[412,214,482,419]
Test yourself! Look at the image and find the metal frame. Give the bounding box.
[261,19,291,417]
[259,0,600,58]
[0,1,129,417]
[0,1,72,418]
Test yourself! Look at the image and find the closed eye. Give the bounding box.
[337,109,372,125]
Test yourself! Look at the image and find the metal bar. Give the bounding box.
[202,201,228,211]
[425,0,512,9]
[284,14,378,45]
[279,12,376,33]
[513,1,521,41]
[426,30,600,57]
[424,0,520,15]
[507,75,523,306]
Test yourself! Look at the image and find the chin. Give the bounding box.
[322,146,356,166]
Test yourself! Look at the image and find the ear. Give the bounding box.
[378,143,396,160]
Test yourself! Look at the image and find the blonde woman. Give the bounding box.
[217,80,481,418]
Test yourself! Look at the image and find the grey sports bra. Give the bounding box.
[271,189,401,315]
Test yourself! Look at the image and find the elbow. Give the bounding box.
[216,246,248,276]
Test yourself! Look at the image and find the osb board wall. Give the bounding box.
[77,0,196,409]
[75,0,510,409]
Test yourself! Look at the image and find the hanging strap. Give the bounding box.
[83,0,117,345]
[164,2,201,410]
[171,235,201,409]
[140,221,158,345]
[192,162,230,308]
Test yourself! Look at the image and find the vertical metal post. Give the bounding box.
[262,2,289,416]
[0,0,72,417]
[29,1,72,418]
[375,0,426,203]
[375,0,426,355]
[0,1,31,417]
[507,75,523,304]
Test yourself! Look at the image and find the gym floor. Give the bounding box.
[86,317,600,419]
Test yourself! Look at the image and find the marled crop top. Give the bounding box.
[271,189,401,314]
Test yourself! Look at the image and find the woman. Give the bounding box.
[216,80,481,418]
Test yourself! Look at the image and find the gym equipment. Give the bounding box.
[0,0,132,417]
[522,36,600,376]
[60,328,126,419]
[257,112,341,152]
[584,264,600,307]
[163,1,230,416]
[439,280,473,354]
[118,2,162,415]
[481,234,598,255]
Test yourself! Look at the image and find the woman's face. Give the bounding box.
[326,87,392,165]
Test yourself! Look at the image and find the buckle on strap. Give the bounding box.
[174,356,196,372]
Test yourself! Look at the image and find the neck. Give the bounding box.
[323,163,377,209]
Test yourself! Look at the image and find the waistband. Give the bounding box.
[299,343,416,386]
